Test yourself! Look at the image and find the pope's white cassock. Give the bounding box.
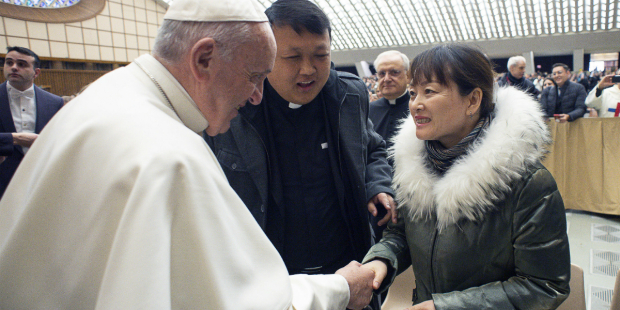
[0,54,350,309]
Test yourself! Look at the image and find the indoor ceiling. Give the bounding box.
[243,0,619,51]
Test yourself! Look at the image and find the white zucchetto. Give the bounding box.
[164,0,268,22]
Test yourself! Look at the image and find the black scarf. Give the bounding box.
[506,72,526,88]
[425,115,491,174]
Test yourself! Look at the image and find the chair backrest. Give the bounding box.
[382,266,416,310]
[610,269,620,310]
[557,264,586,310]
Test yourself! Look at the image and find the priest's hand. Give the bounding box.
[405,300,436,310]
[335,261,374,310]
[368,193,397,226]
[12,133,38,147]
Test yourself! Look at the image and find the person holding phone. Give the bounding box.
[540,63,587,122]
[585,72,620,117]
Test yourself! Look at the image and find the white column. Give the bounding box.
[522,51,535,75]
[573,49,584,72]
[355,61,372,77]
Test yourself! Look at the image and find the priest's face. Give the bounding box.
[266,25,331,105]
[203,22,276,136]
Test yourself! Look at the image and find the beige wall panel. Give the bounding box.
[113,47,127,62]
[147,24,157,37]
[5,18,28,37]
[0,18,5,35]
[122,0,134,5]
[27,22,47,40]
[66,21,81,27]
[157,12,164,24]
[146,10,157,25]
[85,44,100,61]
[125,34,137,49]
[137,36,149,50]
[109,2,123,19]
[136,22,147,36]
[47,23,66,41]
[82,18,97,29]
[149,37,155,50]
[29,39,50,57]
[156,3,165,13]
[145,0,156,11]
[112,32,126,48]
[134,0,146,9]
[111,17,124,33]
[139,49,149,56]
[123,5,135,21]
[124,20,136,35]
[100,0,110,16]
[135,8,147,23]
[98,30,112,46]
[49,41,68,58]
[127,48,139,61]
[7,36,29,48]
[100,46,114,61]
[96,15,111,31]
[68,43,85,59]
[83,28,98,45]
[0,36,7,52]
[66,26,84,44]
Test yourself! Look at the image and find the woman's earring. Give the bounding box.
[469,111,473,119]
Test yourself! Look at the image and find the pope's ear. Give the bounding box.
[189,37,217,80]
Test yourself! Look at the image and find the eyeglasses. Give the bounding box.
[377,69,402,78]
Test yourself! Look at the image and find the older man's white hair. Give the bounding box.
[373,50,410,72]
[507,55,526,70]
[153,20,258,65]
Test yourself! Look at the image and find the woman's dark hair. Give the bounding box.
[409,44,496,118]
[265,0,331,39]
[544,77,557,88]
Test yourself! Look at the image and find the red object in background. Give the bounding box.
[615,102,620,117]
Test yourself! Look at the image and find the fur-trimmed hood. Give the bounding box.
[391,86,551,229]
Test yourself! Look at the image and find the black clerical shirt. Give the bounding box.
[267,90,350,274]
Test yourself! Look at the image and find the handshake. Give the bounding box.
[335,260,388,310]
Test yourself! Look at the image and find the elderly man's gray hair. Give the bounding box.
[373,50,410,72]
[507,55,526,70]
[153,20,257,64]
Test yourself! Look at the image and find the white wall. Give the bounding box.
[0,0,166,62]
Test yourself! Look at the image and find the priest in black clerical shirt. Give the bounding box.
[369,50,411,242]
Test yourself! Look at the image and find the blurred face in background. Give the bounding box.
[509,60,526,79]
[552,66,571,87]
[543,79,555,89]
[376,54,408,100]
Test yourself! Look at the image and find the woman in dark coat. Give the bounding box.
[363,44,570,310]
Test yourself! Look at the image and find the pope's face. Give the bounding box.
[203,23,276,136]
[3,51,40,91]
[266,25,331,105]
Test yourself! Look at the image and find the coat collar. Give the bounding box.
[391,86,551,229]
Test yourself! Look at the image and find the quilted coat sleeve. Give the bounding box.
[432,166,570,310]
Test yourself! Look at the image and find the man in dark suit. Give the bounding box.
[368,50,410,242]
[540,63,587,122]
[205,1,394,308]
[0,46,63,198]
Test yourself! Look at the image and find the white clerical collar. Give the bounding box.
[133,54,208,133]
[288,102,303,109]
[388,89,409,105]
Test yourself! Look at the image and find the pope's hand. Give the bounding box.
[335,261,374,310]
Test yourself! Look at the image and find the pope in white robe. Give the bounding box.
[0,0,374,308]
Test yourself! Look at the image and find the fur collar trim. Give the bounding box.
[391,86,551,229]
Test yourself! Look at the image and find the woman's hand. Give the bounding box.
[362,259,388,290]
[405,300,436,310]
